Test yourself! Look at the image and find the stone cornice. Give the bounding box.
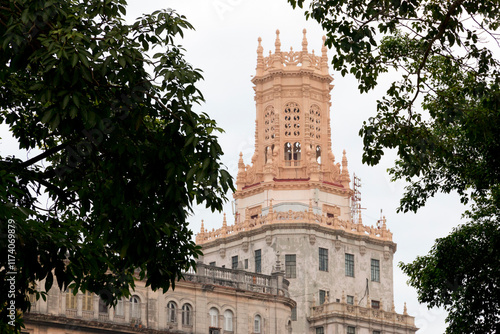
[233,180,351,199]
[198,221,396,252]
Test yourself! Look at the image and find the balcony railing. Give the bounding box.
[182,263,290,297]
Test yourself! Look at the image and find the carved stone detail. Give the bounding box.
[309,234,316,245]
[266,235,272,246]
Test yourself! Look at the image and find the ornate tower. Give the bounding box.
[197,31,415,334]
[232,29,352,223]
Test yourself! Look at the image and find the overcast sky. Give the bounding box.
[0,1,468,332]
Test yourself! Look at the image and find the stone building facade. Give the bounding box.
[196,30,418,334]
[24,263,295,334]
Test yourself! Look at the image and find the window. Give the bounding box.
[98,298,108,314]
[316,327,324,334]
[373,331,381,334]
[347,326,356,334]
[285,254,296,278]
[182,304,192,326]
[232,255,238,270]
[224,310,233,331]
[319,248,328,271]
[254,314,262,333]
[293,142,301,161]
[319,290,326,305]
[371,300,380,309]
[255,249,261,273]
[82,291,93,311]
[115,299,124,316]
[209,261,216,266]
[130,296,140,319]
[209,307,219,327]
[66,289,77,310]
[371,259,380,282]
[345,253,354,277]
[167,301,177,323]
[245,259,249,269]
[284,142,292,161]
[291,307,297,321]
[327,213,334,218]
[346,295,354,305]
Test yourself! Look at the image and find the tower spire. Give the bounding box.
[275,29,281,53]
[256,37,264,75]
[302,29,308,52]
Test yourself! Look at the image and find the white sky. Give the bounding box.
[0,1,467,332]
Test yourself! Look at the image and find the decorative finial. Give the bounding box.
[358,203,362,224]
[223,213,227,227]
[404,302,408,315]
[302,28,308,52]
[321,35,329,71]
[200,220,204,232]
[275,29,281,53]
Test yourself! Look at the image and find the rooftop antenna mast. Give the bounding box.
[351,173,362,224]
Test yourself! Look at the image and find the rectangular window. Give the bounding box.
[245,259,249,269]
[347,326,356,334]
[371,259,380,282]
[115,299,124,316]
[371,300,380,309]
[66,289,77,310]
[345,253,354,277]
[82,291,93,311]
[319,248,328,271]
[319,290,326,305]
[373,331,381,334]
[285,254,296,278]
[209,261,216,267]
[232,255,238,270]
[346,295,354,305]
[316,327,324,334]
[291,307,297,321]
[255,249,261,273]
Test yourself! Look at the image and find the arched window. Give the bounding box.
[293,142,301,161]
[167,301,177,323]
[316,145,321,164]
[182,304,192,326]
[209,307,219,328]
[284,142,292,163]
[224,310,233,331]
[130,296,140,319]
[254,314,262,333]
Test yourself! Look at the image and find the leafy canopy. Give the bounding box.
[288,0,500,333]
[0,0,233,331]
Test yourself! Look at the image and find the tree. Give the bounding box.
[0,0,233,332]
[287,0,500,332]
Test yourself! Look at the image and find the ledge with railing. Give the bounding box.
[182,262,290,298]
[309,300,417,328]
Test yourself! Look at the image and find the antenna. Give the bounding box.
[351,173,362,223]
